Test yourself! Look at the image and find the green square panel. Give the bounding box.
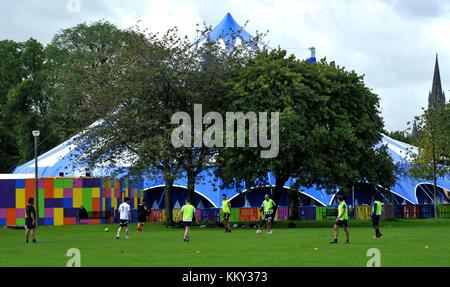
[54,178,64,188]
[38,189,45,218]
[63,178,73,188]
[16,218,25,225]
[83,188,92,211]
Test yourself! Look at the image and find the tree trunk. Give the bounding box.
[187,169,196,208]
[288,188,300,220]
[432,135,438,220]
[165,178,174,226]
[272,176,287,219]
[388,188,395,219]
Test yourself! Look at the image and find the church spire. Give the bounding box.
[428,54,446,110]
[411,120,418,137]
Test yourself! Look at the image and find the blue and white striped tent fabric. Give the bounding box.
[12,129,450,207]
[376,134,450,205]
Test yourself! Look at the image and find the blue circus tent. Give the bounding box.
[193,12,270,52]
[10,13,450,207]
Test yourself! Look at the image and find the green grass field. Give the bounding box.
[1,219,450,267]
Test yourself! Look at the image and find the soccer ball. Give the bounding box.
[256,229,262,234]
[104,227,109,232]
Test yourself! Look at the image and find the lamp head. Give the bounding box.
[32,130,40,137]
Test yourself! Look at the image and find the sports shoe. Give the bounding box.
[228,229,232,233]
[376,233,383,238]
[330,240,338,244]
[186,237,190,242]
[345,240,349,244]
[32,239,37,243]
[125,236,129,239]
[116,236,119,239]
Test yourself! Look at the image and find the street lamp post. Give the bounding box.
[32,130,40,226]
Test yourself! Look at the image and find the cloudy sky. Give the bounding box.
[1,0,449,132]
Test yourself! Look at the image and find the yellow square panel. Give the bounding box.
[92,187,100,198]
[73,188,83,208]
[16,188,26,208]
[54,208,64,226]
[54,188,64,198]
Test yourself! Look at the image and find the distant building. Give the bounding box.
[412,54,446,136]
[411,120,418,137]
[428,54,446,111]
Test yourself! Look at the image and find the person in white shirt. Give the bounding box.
[116,197,131,239]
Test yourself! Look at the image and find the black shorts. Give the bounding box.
[265,213,273,222]
[335,220,348,227]
[25,218,35,230]
[119,219,129,227]
[183,221,192,227]
[138,214,147,222]
[223,213,230,221]
[372,215,381,225]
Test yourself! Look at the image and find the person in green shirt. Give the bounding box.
[371,195,383,238]
[220,194,232,233]
[176,198,198,242]
[330,195,349,244]
[260,194,276,234]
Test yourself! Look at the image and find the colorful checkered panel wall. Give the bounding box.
[0,178,143,226]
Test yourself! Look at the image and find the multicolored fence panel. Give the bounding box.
[355,206,373,220]
[315,206,337,221]
[402,205,420,219]
[239,208,259,222]
[219,208,240,222]
[276,207,288,221]
[419,205,435,219]
[0,178,142,226]
[439,205,450,218]
[298,206,316,220]
[201,208,220,222]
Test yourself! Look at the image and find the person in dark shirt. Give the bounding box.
[78,205,88,219]
[137,199,149,232]
[25,197,37,243]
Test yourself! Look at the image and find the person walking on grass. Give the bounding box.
[25,197,37,243]
[260,194,276,234]
[137,198,149,232]
[371,195,383,238]
[117,197,131,239]
[330,195,349,244]
[220,194,232,233]
[176,198,198,242]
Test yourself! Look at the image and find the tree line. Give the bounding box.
[2,20,445,224]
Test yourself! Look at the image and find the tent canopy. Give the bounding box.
[193,12,270,52]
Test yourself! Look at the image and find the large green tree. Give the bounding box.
[46,20,135,139]
[407,102,450,218]
[0,39,24,172]
[0,38,61,171]
[62,23,255,225]
[215,49,395,219]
